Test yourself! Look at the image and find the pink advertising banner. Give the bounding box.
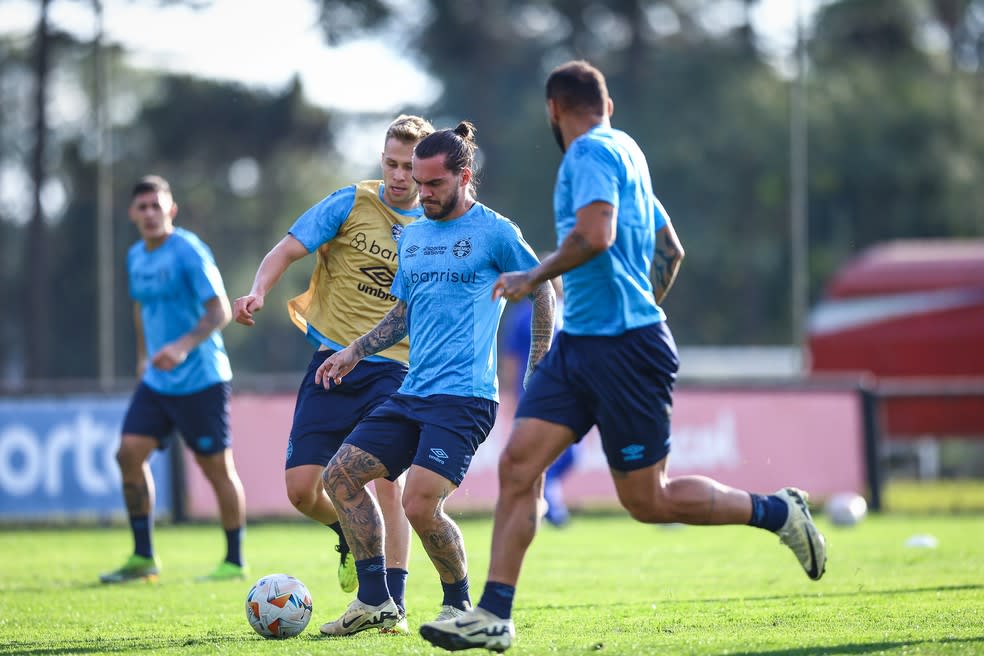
[185,388,866,518]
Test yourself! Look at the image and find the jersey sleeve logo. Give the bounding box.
[452,238,472,258]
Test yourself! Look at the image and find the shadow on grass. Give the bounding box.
[524,582,984,611]
[0,635,248,655]
[717,635,984,655]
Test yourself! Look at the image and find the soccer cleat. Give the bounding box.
[319,597,400,636]
[99,554,160,584]
[419,606,516,653]
[379,609,410,635]
[196,560,248,582]
[336,543,358,593]
[775,487,827,580]
[434,602,471,622]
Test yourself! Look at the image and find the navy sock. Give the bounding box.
[441,576,470,611]
[355,556,389,606]
[748,493,790,532]
[478,581,515,620]
[224,527,244,566]
[327,521,349,551]
[386,568,409,613]
[130,515,153,558]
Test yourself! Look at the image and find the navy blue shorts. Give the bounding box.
[287,350,407,469]
[121,381,231,455]
[344,393,498,486]
[516,321,679,472]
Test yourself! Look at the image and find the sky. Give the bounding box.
[0,0,823,217]
[0,0,823,114]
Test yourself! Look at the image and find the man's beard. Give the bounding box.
[424,185,459,220]
[551,120,565,153]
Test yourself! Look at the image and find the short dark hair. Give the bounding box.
[545,60,609,114]
[414,121,478,176]
[131,175,171,199]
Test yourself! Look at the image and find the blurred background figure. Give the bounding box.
[501,274,574,527]
[101,175,247,584]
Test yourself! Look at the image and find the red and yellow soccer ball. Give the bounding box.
[245,574,313,639]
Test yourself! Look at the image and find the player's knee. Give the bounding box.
[115,444,143,473]
[497,448,540,495]
[401,494,437,529]
[285,482,316,513]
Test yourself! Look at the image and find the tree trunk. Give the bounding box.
[25,0,51,380]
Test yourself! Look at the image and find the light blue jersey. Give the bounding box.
[554,125,670,336]
[391,203,540,401]
[127,227,232,394]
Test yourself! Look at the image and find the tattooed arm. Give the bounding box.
[651,218,685,304]
[315,301,408,388]
[525,282,556,387]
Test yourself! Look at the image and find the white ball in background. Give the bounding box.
[824,492,868,527]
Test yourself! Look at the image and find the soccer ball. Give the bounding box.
[824,492,868,527]
[245,573,313,639]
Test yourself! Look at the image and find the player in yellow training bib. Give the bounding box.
[234,115,434,633]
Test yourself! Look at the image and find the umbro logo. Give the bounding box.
[360,266,394,287]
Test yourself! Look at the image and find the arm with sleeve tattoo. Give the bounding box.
[350,301,408,358]
[524,282,556,387]
[315,301,407,388]
[651,220,685,304]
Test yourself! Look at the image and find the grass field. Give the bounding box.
[2,500,983,656]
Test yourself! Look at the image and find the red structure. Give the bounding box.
[808,240,984,438]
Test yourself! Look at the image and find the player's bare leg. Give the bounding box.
[195,448,248,580]
[285,463,361,592]
[320,444,400,635]
[612,458,753,525]
[402,466,472,620]
[375,474,411,632]
[419,417,573,652]
[488,418,575,587]
[612,458,825,579]
[100,434,160,584]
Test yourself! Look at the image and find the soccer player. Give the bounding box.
[100,175,247,583]
[315,122,556,637]
[233,115,434,630]
[419,60,828,652]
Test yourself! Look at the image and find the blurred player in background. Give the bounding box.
[101,175,247,584]
[315,122,556,637]
[500,274,575,527]
[233,115,434,631]
[421,60,828,653]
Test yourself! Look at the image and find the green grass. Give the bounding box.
[1,511,983,655]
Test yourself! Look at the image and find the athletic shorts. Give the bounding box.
[286,350,407,469]
[344,393,498,486]
[516,321,679,472]
[121,381,231,455]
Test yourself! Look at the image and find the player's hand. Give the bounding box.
[150,343,188,371]
[492,271,536,302]
[315,347,360,389]
[233,294,264,326]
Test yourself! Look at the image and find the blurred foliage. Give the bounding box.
[2,0,984,383]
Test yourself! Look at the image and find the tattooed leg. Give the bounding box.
[323,444,391,560]
[116,435,157,517]
[403,465,467,583]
